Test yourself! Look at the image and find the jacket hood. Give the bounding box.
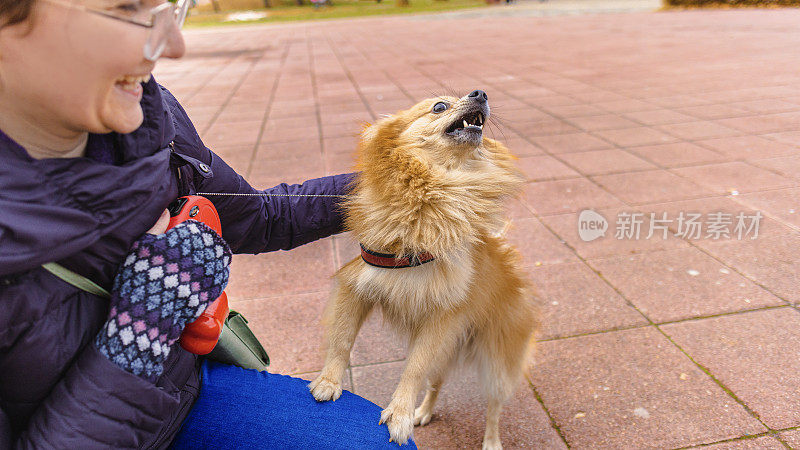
[0,77,179,278]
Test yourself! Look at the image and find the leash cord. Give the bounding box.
[196,192,350,198]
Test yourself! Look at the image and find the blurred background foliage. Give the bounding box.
[186,0,490,26]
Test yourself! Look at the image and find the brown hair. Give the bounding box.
[1,0,35,27]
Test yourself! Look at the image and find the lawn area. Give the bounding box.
[185,0,490,26]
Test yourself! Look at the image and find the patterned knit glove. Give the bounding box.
[96,220,232,383]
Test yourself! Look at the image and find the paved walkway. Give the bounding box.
[155,7,800,449]
[416,0,661,19]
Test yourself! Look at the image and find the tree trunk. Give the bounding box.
[396,0,409,6]
[211,0,220,12]
[263,0,271,7]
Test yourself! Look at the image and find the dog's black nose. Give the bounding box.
[468,90,488,103]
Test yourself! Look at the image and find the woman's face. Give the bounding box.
[0,0,185,137]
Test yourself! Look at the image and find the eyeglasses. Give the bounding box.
[45,0,191,61]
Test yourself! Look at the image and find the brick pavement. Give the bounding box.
[154,8,800,448]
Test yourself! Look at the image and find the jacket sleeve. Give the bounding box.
[202,156,355,254]
[162,85,356,254]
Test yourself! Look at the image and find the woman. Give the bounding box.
[0,1,414,448]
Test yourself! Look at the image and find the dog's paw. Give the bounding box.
[413,405,433,427]
[308,375,342,402]
[482,437,503,450]
[379,401,414,445]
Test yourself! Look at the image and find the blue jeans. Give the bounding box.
[171,361,416,449]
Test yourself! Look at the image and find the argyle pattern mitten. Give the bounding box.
[96,220,232,383]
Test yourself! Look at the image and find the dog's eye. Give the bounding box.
[432,102,448,114]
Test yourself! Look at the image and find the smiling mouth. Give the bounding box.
[115,74,152,94]
[445,110,486,137]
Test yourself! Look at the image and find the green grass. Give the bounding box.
[185,0,490,27]
[662,0,800,6]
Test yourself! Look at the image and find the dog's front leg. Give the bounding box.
[309,285,372,402]
[381,316,463,445]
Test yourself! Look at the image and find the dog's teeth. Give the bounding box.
[463,120,468,128]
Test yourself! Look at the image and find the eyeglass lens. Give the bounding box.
[144,0,190,61]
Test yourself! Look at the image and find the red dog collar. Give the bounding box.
[360,244,435,268]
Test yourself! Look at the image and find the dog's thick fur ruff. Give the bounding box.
[309,94,540,449]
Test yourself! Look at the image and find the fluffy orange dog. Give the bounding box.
[309,90,539,449]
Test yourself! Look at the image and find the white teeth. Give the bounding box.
[463,120,468,128]
[117,74,151,85]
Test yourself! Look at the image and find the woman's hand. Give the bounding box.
[147,209,170,235]
[96,220,232,383]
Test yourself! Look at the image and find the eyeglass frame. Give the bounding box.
[43,0,190,61]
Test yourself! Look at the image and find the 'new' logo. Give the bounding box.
[578,209,608,242]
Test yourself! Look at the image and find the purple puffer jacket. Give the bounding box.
[0,78,354,449]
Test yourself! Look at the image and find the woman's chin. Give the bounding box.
[101,105,144,135]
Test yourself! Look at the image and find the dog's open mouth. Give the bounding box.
[445,110,485,140]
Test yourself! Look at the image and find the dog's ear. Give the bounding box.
[360,114,404,150]
[360,122,379,144]
[360,113,397,140]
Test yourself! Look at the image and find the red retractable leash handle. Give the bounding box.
[167,196,230,355]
